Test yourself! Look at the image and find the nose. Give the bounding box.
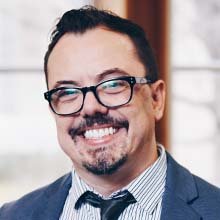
[80,90,108,116]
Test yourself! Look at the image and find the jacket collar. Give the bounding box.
[161,152,202,220]
[29,152,203,220]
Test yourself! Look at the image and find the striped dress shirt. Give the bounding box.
[59,144,167,220]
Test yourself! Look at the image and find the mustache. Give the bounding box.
[69,113,129,137]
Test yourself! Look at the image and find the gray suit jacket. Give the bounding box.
[1,153,220,220]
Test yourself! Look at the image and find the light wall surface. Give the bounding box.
[171,0,220,186]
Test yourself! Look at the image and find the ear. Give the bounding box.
[150,80,166,121]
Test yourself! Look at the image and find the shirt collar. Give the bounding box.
[70,144,167,214]
[126,144,167,214]
[69,169,93,207]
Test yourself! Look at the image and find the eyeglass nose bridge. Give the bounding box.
[81,85,103,106]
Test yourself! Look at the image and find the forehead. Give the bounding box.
[47,27,145,88]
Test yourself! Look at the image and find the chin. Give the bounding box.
[83,154,127,175]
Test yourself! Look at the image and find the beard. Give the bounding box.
[81,140,128,175]
[83,153,127,175]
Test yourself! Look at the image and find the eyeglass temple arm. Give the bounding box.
[135,77,155,84]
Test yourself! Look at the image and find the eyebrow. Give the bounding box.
[54,80,79,89]
[53,68,129,89]
[97,68,129,81]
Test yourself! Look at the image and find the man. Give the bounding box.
[0,6,220,220]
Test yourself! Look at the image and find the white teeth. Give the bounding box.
[104,128,109,136]
[84,127,116,139]
[109,127,113,135]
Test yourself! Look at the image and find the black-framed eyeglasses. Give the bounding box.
[44,76,155,116]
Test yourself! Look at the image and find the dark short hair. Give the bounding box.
[44,6,159,86]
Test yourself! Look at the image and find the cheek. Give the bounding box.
[55,117,69,136]
[126,94,155,142]
[55,119,84,164]
[129,94,154,124]
[54,117,73,149]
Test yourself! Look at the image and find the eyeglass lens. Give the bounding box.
[50,78,132,115]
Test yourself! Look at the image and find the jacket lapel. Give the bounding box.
[161,153,202,220]
[31,173,72,220]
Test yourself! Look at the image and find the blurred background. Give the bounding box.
[1,0,220,205]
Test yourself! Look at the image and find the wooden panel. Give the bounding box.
[127,0,170,148]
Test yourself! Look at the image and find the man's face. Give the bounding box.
[47,27,165,177]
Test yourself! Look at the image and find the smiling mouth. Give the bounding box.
[69,123,128,141]
[71,124,121,140]
[84,127,117,139]
[69,114,129,141]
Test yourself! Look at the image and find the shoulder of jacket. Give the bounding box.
[0,172,71,220]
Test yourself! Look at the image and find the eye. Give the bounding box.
[100,79,129,94]
[53,88,81,102]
